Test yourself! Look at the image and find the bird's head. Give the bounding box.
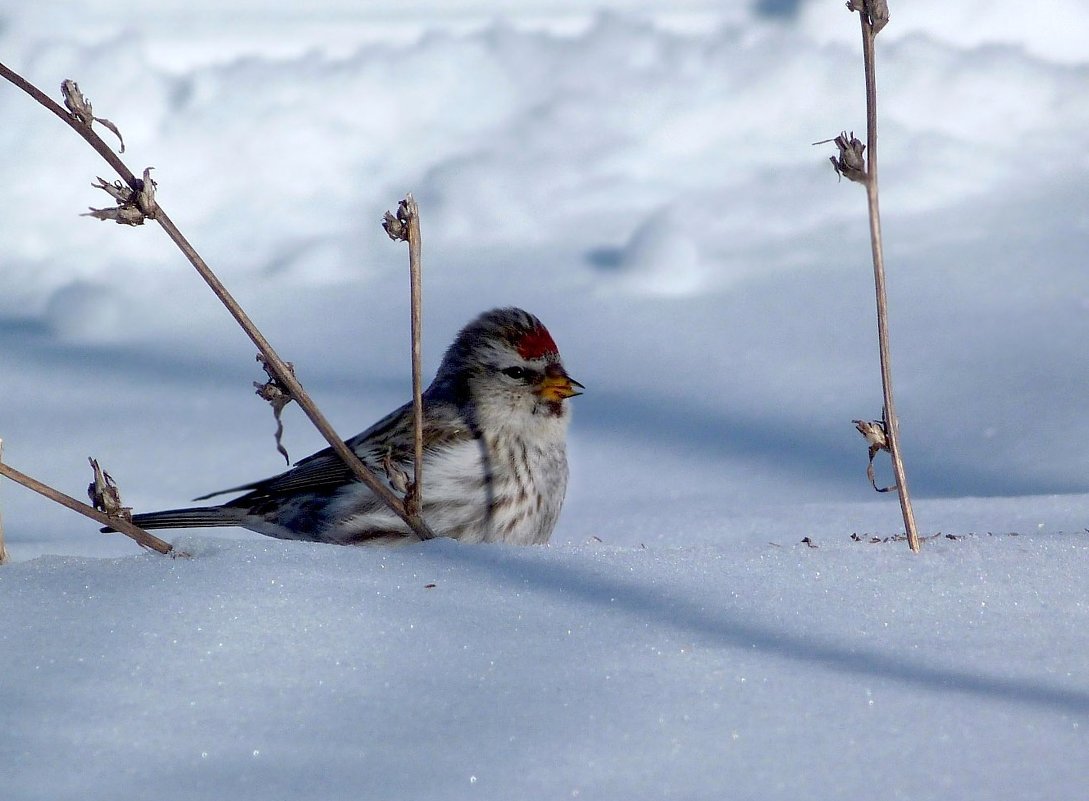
[431,307,582,427]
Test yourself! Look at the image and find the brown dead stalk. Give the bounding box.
[0,456,174,555]
[826,1,921,552]
[383,195,426,523]
[0,438,8,564]
[0,62,438,545]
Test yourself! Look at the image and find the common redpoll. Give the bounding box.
[121,308,581,545]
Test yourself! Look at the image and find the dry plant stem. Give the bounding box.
[0,60,437,542]
[156,213,433,539]
[0,461,173,554]
[0,63,134,191]
[858,13,921,553]
[406,200,425,518]
[0,438,8,564]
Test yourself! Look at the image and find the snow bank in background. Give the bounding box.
[1,0,1088,522]
[3,6,1087,320]
[1,0,1087,516]
[608,210,708,295]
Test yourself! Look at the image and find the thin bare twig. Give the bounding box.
[0,459,174,555]
[851,1,921,552]
[0,438,8,565]
[407,204,424,519]
[0,61,439,543]
[383,195,427,524]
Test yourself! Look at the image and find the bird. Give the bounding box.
[115,307,582,546]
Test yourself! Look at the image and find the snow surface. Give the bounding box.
[2,1,1089,798]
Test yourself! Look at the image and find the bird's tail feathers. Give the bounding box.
[101,505,246,533]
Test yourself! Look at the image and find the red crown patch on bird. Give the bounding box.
[516,325,559,359]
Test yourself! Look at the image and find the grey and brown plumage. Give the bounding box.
[114,308,581,545]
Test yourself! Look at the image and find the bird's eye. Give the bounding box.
[501,366,528,381]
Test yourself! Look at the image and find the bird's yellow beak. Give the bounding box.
[536,372,584,402]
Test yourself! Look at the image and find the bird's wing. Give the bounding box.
[193,400,472,503]
[190,446,352,501]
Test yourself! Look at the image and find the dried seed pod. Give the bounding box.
[61,79,125,152]
[867,0,890,35]
[87,458,132,523]
[853,418,896,493]
[84,167,157,225]
[829,132,867,183]
[382,196,416,242]
[254,354,296,464]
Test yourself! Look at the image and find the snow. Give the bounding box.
[2,1,1089,798]
[4,531,1089,800]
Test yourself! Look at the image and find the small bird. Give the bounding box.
[119,308,581,545]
